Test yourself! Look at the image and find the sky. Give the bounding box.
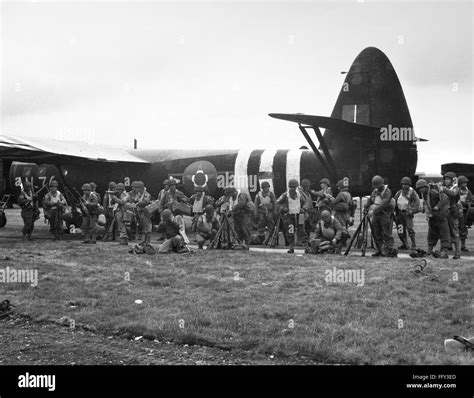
[1,0,472,174]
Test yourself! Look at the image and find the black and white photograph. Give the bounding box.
[0,0,472,394]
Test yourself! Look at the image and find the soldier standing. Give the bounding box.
[254,181,277,244]
[314,178,333,212]
[300,179,317,242]
[89,182,101,204]
[111,183,130,245]
[458,176,472,251]
[394,177,421,252]
[416,179,450,258]
[276,179,306,253]
[196,205,220,249]
[363,175,397,257]
[331,179,352,230]
[230,188,254,249]
[18,181,39,241]
[440,172,461,259]
[81,183,99,244]
[43,181,67,241]
[158,179,188,213]
[156,179,170,241]
[102,181,117,241]
[135,181,153,245]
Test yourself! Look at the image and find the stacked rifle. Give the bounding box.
[208,212,241,250]
[344,213,381,256]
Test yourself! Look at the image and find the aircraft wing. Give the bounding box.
[0,135,149,164]
[268,113,382,134]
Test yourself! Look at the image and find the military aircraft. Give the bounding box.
[0,47,423,228]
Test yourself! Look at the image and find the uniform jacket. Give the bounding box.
[18,189,38,210]
[197,214,220,236]
[421,187,450,220]
[331,190,352,214]
[314,216,343,241]
[365,185,395,215]
[276,191,306,214]
[44,191,66,209]
[254,190,277,214]
[83,192,99,215]
[156,220,181,239]
[459,187,473,208]
[189,193,215,214]
[394,187,421,214]
[314,187,333,208]
[159,190,188,212]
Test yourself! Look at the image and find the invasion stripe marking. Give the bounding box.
[258,149,278,193]
[286,149,302,190]
[233,148,253,197]
[272,150,289,197]
[247,149,265,199]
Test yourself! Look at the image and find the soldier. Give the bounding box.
[229,188,254,248]
[158,179,188,213]
[440,172,461,259]
[18,181,39,241]
[300,179,318,241]
[102,181,117,241]
[111,183,130,245]
[196,205,220,249]
[308,210,346,254]
[394,176,421,252]
[89,182,101,204]
[134,181,153,245]
[276,179,306,253]
[458,176,472,251]
[189,186,215,232]
[331,179,353,229]
[156,179,170,241]
[81,183,99,244]
[254,181,277,244]
[156,209,188,254]
[416,179,450,258]
[215,187,238,222]
[363,175,397,257]
[128,181,142,240]
[314,178,333,212]
[43,181,67,241]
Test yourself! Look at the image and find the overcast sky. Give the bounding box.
[1,0,472,174]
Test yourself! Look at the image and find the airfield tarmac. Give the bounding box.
[0,209,473,365]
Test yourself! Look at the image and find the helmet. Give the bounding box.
[136,181,145,189]
[81,183,91,191]
[458,175,468,184]
[108,181,117,189]
[336,179,348,189]
[371,175,384,188]
[301,179,311,187]
[224,186,235,193]
[168,179,177,186]
[444,172,456,180]
[161,209,173,221]
[131,181,139,188]
[163,179,169,186]
[288,178,299,188]
[195,186,204,192]
[320,178,330,186]
[205,204,214,214]
[116,183,125,190]
[320,210,332,222]
[415,179,428,189]
[49,180,58,188]
[400,177,412,185]
[261,181,270,189]
[89,182,97,190]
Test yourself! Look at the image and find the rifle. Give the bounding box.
[73,187,89,216]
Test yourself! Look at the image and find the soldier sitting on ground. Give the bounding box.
[307,210,347,254]
[156,209,188,254]
[196,205,220,249]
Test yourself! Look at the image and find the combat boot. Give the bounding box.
[385,248,398,258]
[439,251,449,259]
[90,232,97,244]
[371,251,383,257]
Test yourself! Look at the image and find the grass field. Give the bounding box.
[1,234,472,365]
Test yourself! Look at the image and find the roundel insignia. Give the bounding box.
[183,161,217,196]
